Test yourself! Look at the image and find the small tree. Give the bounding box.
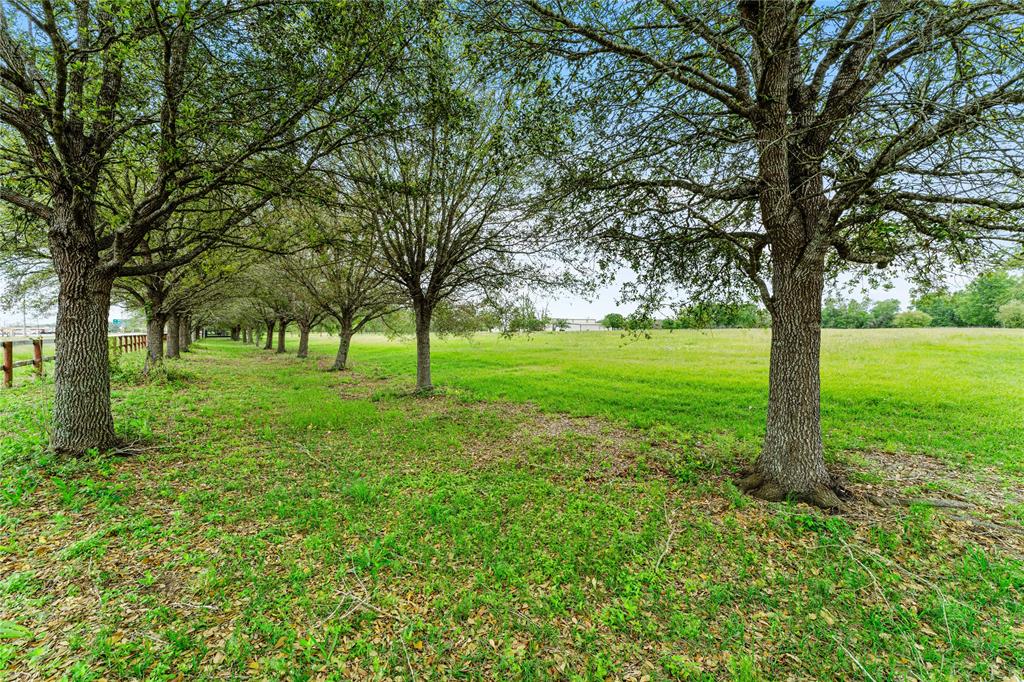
[601,313,626,330]
[821,298,870,329]
[955,271,1023,327]
[344,13,557,391]
[914,292,962,327]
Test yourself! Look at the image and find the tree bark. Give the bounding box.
[179,316,190,352]
[263,320,275,350]
[276,318,288,353]
[166,311,181,358]
[297,322,311,358]
[332,326,353,371]
[230,325,240,341]
[414,301,433,392]
[49,214,118,454]
[740,259,841,509]
[145,314,166,367]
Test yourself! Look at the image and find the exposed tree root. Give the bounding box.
[737,469,846,511]
[864,494,975,510]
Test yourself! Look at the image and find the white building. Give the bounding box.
[550,318,606,332]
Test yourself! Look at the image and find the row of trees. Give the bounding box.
[4,1,1024,509]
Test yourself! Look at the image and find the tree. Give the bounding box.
[997,301,1024,328]
[491,1,1024,507]
[282,223,401,369]
[869,300,901,329]
[344,12,558,392]
[496,294,550,334]
[673,302,769,328]
[955,270,1023,327]
[0,0,393,453]
[893,311,932,328]
[913,291,962,327]
[601,313,626,330]
[821,298,870,329]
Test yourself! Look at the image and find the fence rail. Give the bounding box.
[1,333,153,388]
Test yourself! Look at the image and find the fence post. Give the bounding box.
[33,338,43,377]
[2,341,12,388]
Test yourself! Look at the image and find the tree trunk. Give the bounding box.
[49,220,118,454]
[242,328,249,344]
[276,318,287,353]
[264,320,275,350]
[166,311,181,358]
[179,316,190,352]
[230,325,240,341]
[414,302,433,392]
[145,314,166,367]
[297,322,311,358]
[332,326,353,371]
[193,324,201,342]
[740,260,841,509]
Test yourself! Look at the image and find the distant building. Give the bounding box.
[550,318,606,332]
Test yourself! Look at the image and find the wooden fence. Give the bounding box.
[1,333,152,388]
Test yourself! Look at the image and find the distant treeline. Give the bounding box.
[827,270,1024,329]
[658,303,770,329]
[624,269,1024,330]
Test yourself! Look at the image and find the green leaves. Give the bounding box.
[0,621,33,640]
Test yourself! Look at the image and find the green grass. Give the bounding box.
[0,331,1021,681]
[325,328,1024,472]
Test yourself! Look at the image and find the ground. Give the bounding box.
[0,330,1022,681]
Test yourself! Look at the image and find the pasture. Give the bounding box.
[1,330,1022,681]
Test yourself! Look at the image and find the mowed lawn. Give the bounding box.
[0,330,1020,681]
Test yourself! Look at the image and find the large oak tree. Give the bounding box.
[488,0,1024,507]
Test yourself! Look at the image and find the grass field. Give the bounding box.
[1,330,1022,681]
[318,328,1024,471]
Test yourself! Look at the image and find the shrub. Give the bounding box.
[892,310,932,328]
[996,300,1024,328]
